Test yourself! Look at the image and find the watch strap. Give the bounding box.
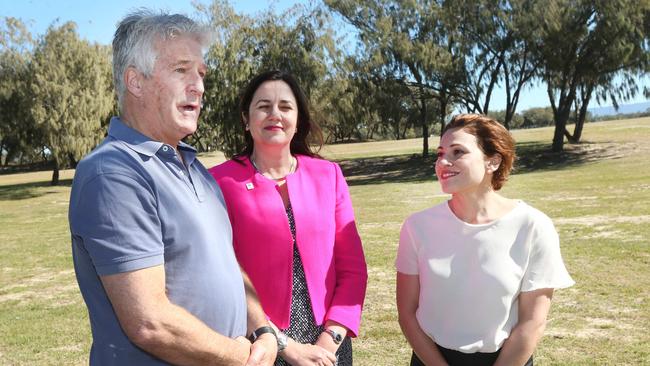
[323,329,343,345]
[249,326,277,342]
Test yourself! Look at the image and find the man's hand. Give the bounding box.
[236,336,252,346]
[246,333,277,366]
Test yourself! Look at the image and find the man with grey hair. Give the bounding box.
[69,10,276,365]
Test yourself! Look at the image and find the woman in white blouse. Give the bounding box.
[396,114,574,366]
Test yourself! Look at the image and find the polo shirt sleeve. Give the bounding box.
[396,218,419,275]
[520,214,575,292]
[70,172,164,276]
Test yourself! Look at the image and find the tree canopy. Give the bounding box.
[1,0,648,177]
[29,22,113,184]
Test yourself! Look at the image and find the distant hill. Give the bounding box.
[589,101,650,117]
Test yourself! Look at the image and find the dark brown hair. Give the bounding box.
[443,114,516,190]
[233,70,323,160]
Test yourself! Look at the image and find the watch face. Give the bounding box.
[277,332,288,351]
[326,329,343,344]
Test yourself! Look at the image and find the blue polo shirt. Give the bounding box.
[69,117,247,365]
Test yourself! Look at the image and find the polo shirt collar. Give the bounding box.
[178,141,198,166]
[108,117,163,157]
[107,117,198,158]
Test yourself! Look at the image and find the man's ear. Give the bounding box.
[486,154,502,173]
[125,67,143,98]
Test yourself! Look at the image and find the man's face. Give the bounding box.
[140,35,206,147]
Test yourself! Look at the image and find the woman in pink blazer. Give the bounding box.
[209,70,367,366]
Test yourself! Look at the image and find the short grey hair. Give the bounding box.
[112,9,213,112]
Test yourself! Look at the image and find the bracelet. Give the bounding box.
[249,326,277,343]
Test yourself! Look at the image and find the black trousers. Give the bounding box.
[410,345,533,366]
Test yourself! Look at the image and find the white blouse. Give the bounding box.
[396,200,574,353]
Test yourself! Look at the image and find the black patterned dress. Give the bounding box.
[275,202,353,366]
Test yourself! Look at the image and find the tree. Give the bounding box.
[0,17,39,166]
[449,0,541,130]
[195,1,336,156]
[520,107,554,129]
[533,0,649,151]
[29,22,114,184]
[326,0,465,156]
[315,54,419,143]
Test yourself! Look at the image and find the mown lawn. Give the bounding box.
[1,117,648,365]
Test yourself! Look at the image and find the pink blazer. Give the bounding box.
[209,155,367,336]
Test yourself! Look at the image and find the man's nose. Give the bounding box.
[189,71,204,96]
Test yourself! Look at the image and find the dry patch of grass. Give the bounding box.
[554,215,650,225]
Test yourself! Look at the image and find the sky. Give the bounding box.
[2,0,648,111]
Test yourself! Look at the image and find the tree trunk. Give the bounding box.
[0,139,5,166]
[420,93,429,157]
[569,106,587,143]
[400,120,409,140]
[439,96,448,135]
[552,105,571,152]
[69,153,79,169]
[568,86,592,143]
[504,106,513,130]
[393,118,400,140]
[51,158,60,186]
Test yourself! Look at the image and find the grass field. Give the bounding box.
[1,118,649,365]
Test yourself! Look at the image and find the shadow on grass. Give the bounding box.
[338,154,437,186]
[0,179,73,201]
[514,140,625,173]
[339,140,620,186]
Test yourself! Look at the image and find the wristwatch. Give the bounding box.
[249,326,277,343]
[323,329,343,345]
[276,331,288,353]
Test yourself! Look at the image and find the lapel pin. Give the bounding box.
[246,182,254,190]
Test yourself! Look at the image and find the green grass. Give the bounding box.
[1,117,649,365]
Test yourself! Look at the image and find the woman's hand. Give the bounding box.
[314,321,347,357]
[281,340,336,366]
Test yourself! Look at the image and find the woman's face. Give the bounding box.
[435,127,494,194]
[245,80,299,149]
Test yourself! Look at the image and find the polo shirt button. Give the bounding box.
[162,146,169,152]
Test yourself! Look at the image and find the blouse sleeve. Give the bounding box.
[324,162,368,337]
[521,213,575,292]
[395,218,419,275]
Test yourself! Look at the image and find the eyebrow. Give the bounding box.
[169,60,191,67]
[169,60,207,70]
[254,99,295,105]
[437,143,466,150]
[254,99,272,105]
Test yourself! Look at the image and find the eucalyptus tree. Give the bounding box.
[315,53,420,142]
[533,0,649,151]
[314,73,365,142]
[29,22,114,184]
[326,0,465,156]
[197,0,336,156]
[448,0,541,129]
[0,17,37,166]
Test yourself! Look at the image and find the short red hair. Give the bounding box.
[442,114,516,190]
